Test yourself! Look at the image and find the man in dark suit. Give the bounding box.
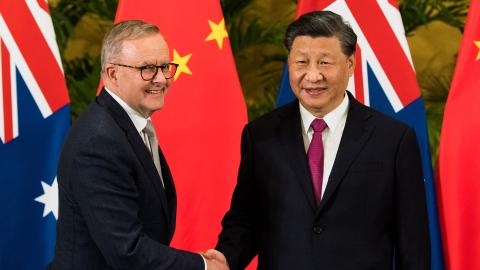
[210,11,430,270]
[49,20,227,270]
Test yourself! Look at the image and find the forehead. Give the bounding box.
[118,33,170,63]
[290,35,343,56]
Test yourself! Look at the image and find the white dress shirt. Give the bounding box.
[300,92,349,198]
[105,88,150,142]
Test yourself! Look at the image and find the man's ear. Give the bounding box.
[104,64,118,82]
[347,53,356,76]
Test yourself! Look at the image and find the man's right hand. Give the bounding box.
[201,249,229,270]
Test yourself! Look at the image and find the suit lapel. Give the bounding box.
[97,89,171,225]
[317,92,374,214]
[158,148,177,240]
[278,101,317,212]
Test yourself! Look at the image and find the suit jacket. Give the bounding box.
[216,92,430,270]
[49,90,203,270]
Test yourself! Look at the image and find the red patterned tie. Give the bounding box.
[307,119,327,207]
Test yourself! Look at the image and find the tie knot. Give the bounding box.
[311,118,327,132]
[143,120,156,138]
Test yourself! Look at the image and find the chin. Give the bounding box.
[141,103,164,115]
[303,96,327,107]
[149,105,164,113]
[156,103,166,111]
[304,99,328,110]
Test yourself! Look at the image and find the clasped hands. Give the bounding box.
[199,249,229,270]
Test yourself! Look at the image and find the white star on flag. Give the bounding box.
[34,177,58,220]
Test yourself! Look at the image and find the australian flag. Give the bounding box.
[277,1,444,269]
[0,1,70,269]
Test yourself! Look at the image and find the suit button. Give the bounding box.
[313,225,323,234]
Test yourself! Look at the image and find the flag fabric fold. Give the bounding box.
[438,1,480,269]
[0,1,70,268]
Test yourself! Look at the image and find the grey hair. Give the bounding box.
[100,20,160,72]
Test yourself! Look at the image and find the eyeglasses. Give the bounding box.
[110,62,179,81]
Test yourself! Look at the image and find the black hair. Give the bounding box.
[284,10,357,56]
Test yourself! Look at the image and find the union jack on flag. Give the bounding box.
[277,1,444,269]
[0,0,70,269]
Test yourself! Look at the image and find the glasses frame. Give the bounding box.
[110,62,179,80]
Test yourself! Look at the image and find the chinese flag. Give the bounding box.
[437,1,480,269]
[114,0,248,253]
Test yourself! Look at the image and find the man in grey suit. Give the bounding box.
[209,11,430,270]
[49,20,227,270]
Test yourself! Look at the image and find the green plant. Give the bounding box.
[221,0,296,120]
[399,0,467,164]
[399,0,468,35]
[418,54,456,162]
[50,0,118,119]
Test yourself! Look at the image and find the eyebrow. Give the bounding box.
[293,49,333,57]
[137,61,171,66]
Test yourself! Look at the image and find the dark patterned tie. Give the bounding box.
[307,119,327,207]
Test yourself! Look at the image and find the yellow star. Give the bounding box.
[475,40,480,61]
[172,49,192,81]
[205,18,228,49]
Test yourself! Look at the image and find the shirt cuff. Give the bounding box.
[200,254,207,270]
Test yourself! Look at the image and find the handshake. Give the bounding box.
[199,249,229,270]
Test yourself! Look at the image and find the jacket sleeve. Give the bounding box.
[394,127,431,270]
[216,125,260,270]
[70,133,203,270]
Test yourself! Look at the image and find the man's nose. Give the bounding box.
[151,70,168,84]
[304,65,324,82]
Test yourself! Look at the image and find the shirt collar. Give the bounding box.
[300,92,349,134]
[105,87,149,133]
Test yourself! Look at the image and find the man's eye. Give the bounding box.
[143,65,157,72]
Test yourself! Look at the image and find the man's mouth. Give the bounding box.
[145,89,164,94]
[303,87,327,95]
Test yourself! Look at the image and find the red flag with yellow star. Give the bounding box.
[437,1,480,269]
[114,0,248,253]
